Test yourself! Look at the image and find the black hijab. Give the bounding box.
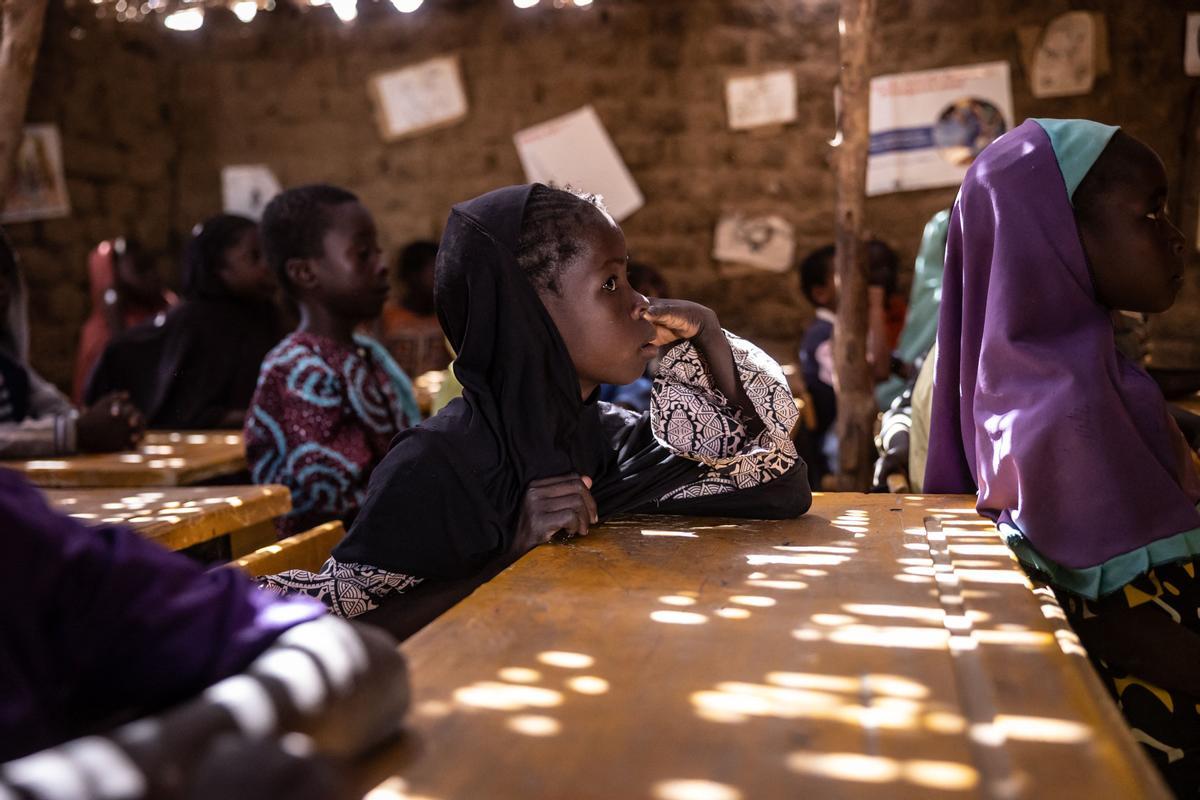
[86,215,283,428]
[334,185,707,578]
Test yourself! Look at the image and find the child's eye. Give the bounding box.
[601,276,617,293]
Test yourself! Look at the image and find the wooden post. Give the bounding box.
[831,0,876,491]
[0,0,50,203]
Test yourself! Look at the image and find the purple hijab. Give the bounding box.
[925,118,1200,599]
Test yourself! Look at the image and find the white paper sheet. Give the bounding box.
[1031,11,1096,98]
[221,165,281,221]
[712,213,795,273]
[725,69,798,131]
[369,56,469,140]
[514,105,644,221]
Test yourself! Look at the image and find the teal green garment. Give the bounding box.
[1002,506,1200,600]
[1032,118,1120,205]
[356,333,423,423]
[875,208,951,410]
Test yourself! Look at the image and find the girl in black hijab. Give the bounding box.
[264,185,810,630]
[86,214,284,429]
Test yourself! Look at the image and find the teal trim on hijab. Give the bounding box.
[1032,118,1120,205]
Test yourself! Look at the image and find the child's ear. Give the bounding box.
[286,257,318,292]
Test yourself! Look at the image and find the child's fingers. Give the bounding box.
[541,492,596,528]
[539,508,586,540]
[529,476,592,501]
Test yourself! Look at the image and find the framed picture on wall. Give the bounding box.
[368,55,469,142]
[2,124,71,224]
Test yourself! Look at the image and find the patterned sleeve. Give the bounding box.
[244,343,360,536]
[259,557,423,619]
[652,330,800,501]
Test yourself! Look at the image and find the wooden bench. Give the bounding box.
[230,520,345,578]
[351,493,1169,799]
[2,430,248,488]
[45,484,291,553]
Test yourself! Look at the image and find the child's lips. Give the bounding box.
[639,341,659,358]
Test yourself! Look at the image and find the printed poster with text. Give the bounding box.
[867,61,1013,196]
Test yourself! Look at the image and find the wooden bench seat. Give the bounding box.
[229,520,344,578]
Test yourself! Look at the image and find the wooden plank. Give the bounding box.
[1176,392,1200,416]
[831,0,880,491]
[355,494,1168,800]
[230,520,345,578]
[0,430,247,488]
[45,484,291,551]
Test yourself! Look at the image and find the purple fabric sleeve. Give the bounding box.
[0,468,324,759]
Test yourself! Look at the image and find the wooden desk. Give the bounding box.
[358,494,1168,799]
[1,430,247,488]
[46,484,291,552]
[1176,392,1200,416]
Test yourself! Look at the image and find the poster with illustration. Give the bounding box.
[368,55,469,141]
[2,125,70,223]
[725,69,798,131]
[867,61,1013,196]
[514,105,644,221]
[1031,11,1096,98]
[221,164,281,221]
[712,213,795,273]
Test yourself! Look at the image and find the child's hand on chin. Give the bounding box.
[645,299,720,346]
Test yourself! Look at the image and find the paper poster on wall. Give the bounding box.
[867,61,1013,197]
[368,55,469,142]
[1031,11,1096,98]
[2,125,70,224]
[1186,14,1200,76]
[725,69,798,131]
[514,105,644,221]
[712,213,795,273]
[221,165,281,221]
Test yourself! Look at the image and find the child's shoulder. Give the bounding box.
[256,332,346,392]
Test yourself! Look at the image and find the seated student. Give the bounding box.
[0,229,141,458]
[72,237,177,404]
[872,209,951,492]
[797,240,905,487]
[87,215,284,430]
[925,118,1200,794]
[246,185,421,539]
[796,245,839,488]
[262,184,810,628]
[597,259,670,413]
[0,468,407,798]
[377,239,452,380]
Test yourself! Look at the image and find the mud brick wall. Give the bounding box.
[15,0,1198,387]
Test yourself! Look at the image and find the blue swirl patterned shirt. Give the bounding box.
[245,331,420,537]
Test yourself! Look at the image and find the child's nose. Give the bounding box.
[1168,221,1186,257]
[631,291,650,319]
